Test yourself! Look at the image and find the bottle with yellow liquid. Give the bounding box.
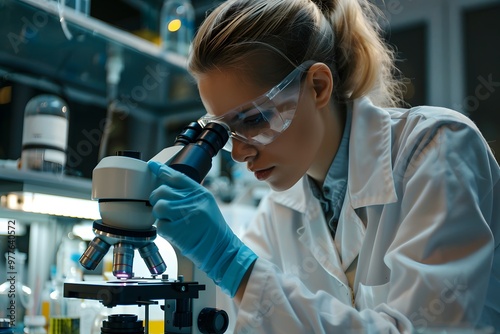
[159,0,194,57]
[48,256,82,334]
[47,279,80,334]
[40,283,52,333]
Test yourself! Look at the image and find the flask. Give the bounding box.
[23,315,46,334]
[48,244,82,334]
[159,0,194,57]
[47,278,80,334]
[20,94,69,174]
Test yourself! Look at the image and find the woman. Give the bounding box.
[148,0,500,332]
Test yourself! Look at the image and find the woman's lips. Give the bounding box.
[254,167,274,181]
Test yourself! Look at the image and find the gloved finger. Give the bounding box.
[151,198,171,220]
[150,184,208,213]
[148,161,200,190]
[151,198,185,221]
[152,197,202,224]
[149,184,184,205]
[147,160,166,176]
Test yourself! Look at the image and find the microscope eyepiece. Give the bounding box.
[174,121,204,146]
[168,122,229,183]
[196,122,230,157]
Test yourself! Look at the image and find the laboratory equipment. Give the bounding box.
[66,121,230,333]
[21,95,69,174]
[160,0,195,57]
[23,315,46,334]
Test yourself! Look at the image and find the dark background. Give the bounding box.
[1,0,499,179]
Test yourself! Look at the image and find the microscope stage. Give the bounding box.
[63,278,206,307]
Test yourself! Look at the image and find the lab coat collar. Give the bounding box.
[347,97,398,208]
[269,174,311,214]
[271,97,398,211]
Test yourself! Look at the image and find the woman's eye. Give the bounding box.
[243,112,266,125]
[232,109,274,134]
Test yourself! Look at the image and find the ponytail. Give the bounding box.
[189,0,404,107]
[315,0,404,106]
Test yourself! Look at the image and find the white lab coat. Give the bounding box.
[229,97,500,333]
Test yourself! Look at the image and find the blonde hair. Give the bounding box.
[188,0,404,107]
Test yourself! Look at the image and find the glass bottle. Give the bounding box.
[159,0,195,57]
[20,94,70,174]
[47,278,80,334]
[23,315,46,334]
[48,242,83,334]
[0,252,32,333]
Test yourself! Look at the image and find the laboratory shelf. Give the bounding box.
[0,164,92,200]
[0,0,198,115]
[0,163,99,220]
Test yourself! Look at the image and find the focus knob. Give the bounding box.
[198,307,229,334]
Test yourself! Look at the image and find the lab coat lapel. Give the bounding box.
[301,205,350,286]
[335,97,398,270]
[335,193,366,271]
[271,178,350,286]
[299,179,350,287]
[347,97,398,208]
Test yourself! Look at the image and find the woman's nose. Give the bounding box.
[231,138,258,163]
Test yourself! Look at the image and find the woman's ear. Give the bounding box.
[306,63,334,109]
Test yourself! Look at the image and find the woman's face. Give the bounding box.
[197,67,336,191]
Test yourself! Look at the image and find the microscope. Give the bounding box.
[63,121,230,334]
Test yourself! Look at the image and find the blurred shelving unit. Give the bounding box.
[0,0,214,180]
[0,0,199,114]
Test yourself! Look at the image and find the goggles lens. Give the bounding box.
[198,61,315,151]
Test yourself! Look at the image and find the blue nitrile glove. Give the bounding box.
[148,160,257,297]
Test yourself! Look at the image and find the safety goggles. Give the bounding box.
[198,60,316,151]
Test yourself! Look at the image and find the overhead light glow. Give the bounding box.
[0,192,100,220]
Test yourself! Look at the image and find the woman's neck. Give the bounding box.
[307,100,347,186]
